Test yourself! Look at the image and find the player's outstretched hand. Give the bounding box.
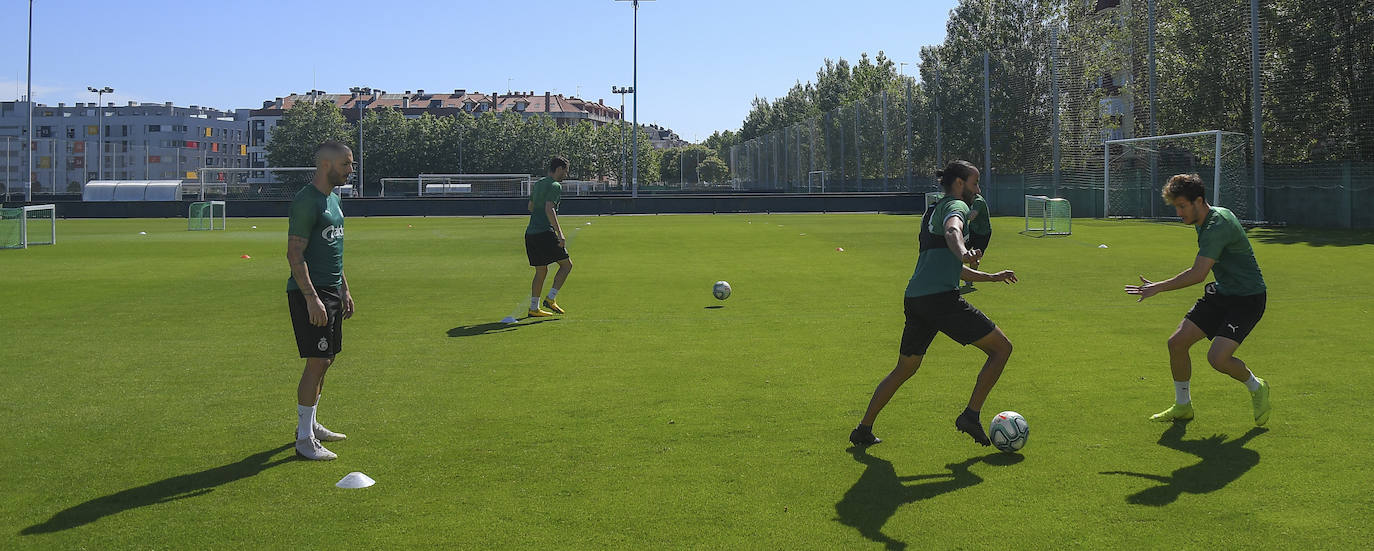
[1125,275,1158,302]
[991,270,1018,284]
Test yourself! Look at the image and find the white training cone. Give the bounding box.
[251,225,257,229]
[1098,244,1109,249]
[336,472,375,489]
[139,231,147,235]
[500,316,518,324]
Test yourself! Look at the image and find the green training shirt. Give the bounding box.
[286,185,344,291]
[526,177,563,235]
[1196,206,1265,296]
[905,196,971,298]
[969,194,991,236]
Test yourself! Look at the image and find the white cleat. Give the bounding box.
[313,421,347,442]
[295,436,338,461]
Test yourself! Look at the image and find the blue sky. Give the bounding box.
[2,0,956,142]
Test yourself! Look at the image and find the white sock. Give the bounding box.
[1243,372,1261,392]
[297,405,316,440]
[1174,381,1191,405]
[547,287,559,300]
[530,296,540,310]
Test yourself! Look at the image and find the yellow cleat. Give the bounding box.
[542,299,564,314]
[1149,402,1195,422]
[527,308,554,318]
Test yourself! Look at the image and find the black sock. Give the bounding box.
[962,407,979,419]
[856,423,873,432]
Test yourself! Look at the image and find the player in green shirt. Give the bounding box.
[961,193,992,293]
[285,140,355,461]
[851,160,1020,448]
[1125,173,1272,426]
[525,156,573,317]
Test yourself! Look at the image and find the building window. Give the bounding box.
[148,124,161,132]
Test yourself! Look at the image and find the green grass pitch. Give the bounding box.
[2,213,1372,549]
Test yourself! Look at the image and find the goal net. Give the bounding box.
[923,191,945,210]
[189,200,226,231]
[806,170,827,193]
[0,204,56,249]
[1024,195,1072,235]
[422,174,532,197]
[1105,131,1253,221]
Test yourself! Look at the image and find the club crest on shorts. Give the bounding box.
[317,337,329,351]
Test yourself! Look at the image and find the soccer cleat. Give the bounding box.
[294,436,337,461]
[849,427,882,447]
[542,298,565,314]
[1251,377,1272,426]
[313,421,346,442]
[955,411,991,446]
[527,308,554,318]
[1149,402,1195,422]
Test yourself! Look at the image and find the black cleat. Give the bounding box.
[955,411,991,446]
[849,427,882,447]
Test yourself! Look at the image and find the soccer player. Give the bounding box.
[850,160,1019,448]
[1125,173,1272,426]
[961,191,992,294]
[526,156,573,317]
[286,140,355,461]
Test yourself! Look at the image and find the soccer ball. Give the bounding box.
[713,281,732,300]
[988,411,1028,453]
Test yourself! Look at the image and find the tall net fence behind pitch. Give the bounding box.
[1106,132,1252,220]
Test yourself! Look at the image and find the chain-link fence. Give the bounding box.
[728,0,1373,228]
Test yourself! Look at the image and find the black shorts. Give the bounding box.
[899,291,998,356]
[525,230,570,266]
[288,287,343,358]
[1184,282,1266,344]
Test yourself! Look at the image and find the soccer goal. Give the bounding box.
[417,174,532,197]
[923,191,945,210]
[806,170,827,193]
[188,200,226,231]
[1104,130,1253,221]
[1025,195,1072,235]
[0,204,56,249]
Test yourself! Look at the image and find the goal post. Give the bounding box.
[1025,195,1072,235]
[188,200,226,231]
[0,204,56,249]
[806,170,827,193]
[1104,130,1253,221]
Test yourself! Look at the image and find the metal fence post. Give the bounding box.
[882,90,890,192]
[1250,0,1265,220]
[983,51,992,204]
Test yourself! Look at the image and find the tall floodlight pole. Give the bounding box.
[26,0,34,200]
[87,86,113,181]
[612,86,633,189]
[616,0,652,198]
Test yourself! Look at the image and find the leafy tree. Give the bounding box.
[264,100,352,189]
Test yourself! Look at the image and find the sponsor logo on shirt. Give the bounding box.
[321,225,344,244]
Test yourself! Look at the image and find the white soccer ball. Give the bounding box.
[713,281,732,300]
[988,411,1029,453]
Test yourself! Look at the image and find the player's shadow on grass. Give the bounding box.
[835,448,1022,551]
[1100,421,1267,506]
[20,443,294,535]
[1249,226,1374,247]
[446,318,558,338]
